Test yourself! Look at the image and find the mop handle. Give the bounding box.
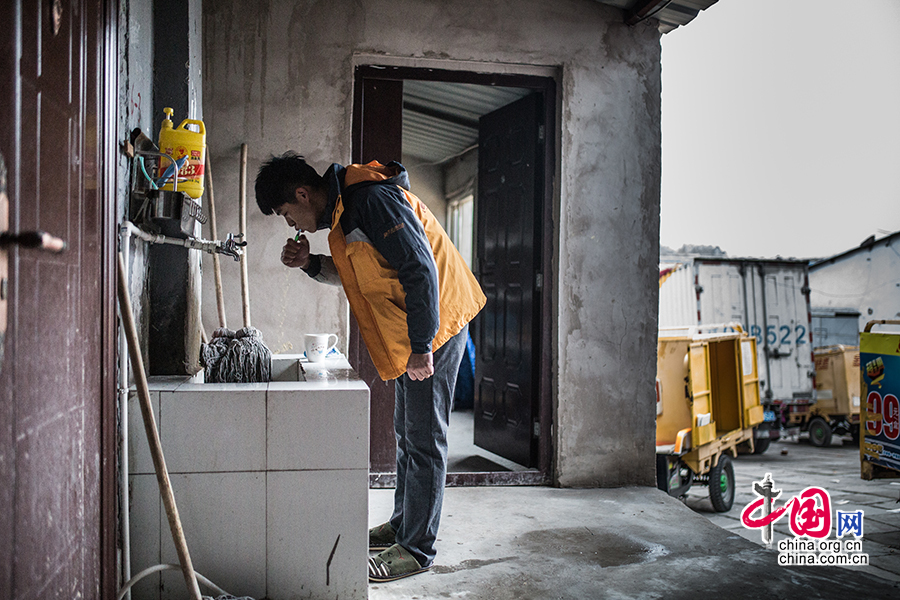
[239,143,251,328]
[117,253,203,600]
[206,152,228,329]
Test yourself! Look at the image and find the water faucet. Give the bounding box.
[121,221,246,261]
[217,232,246,261]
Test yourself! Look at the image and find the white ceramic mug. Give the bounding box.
[304,333,338,362]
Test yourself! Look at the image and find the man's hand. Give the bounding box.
[282,235,311,269]
[406,352,434,381]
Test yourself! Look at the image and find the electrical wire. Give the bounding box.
[116,564,230,600]
[137,156,158,189]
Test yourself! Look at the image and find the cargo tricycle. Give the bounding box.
[784,344,860,447]
[656,325,764,512]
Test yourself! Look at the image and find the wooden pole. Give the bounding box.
[117,254,203,600]
[239,143,251,328]
[205,152,227,329]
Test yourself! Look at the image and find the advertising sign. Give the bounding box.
[860,323,900,477]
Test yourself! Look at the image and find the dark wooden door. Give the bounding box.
[0,1,116,597]
[474,93,542,468]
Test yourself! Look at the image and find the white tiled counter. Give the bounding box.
[127,356,369,600]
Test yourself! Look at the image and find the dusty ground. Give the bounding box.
[687,434,900,582]
[367,434,900,599]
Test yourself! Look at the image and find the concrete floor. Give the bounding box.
[368,436,900,599]
[686,434,900,584]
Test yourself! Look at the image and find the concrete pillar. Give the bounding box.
[148,0,203,375]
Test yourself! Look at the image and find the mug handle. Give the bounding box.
[327,334,338,355]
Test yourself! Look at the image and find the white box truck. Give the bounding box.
[659,256,815,452]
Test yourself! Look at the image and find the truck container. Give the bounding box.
[659,257,815,451]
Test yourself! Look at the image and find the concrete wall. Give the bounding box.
[554,9,661,486]
[118,0,206,375]
[202,0,661,487]
[445,149,478,205]
[119,0,156,371]
[147,0,205,375]
[404,160,446,229]
[810,234,900,335]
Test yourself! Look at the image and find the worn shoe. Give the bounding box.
[368,544,430,582]
[368,522,396,551]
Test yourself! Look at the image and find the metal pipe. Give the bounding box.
[121,220,244,260]
[117,224,132,600]
[122,221,215,254]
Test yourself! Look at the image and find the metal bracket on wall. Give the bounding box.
[130,147,208,237]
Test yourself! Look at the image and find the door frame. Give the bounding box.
[352,63,556,486]
[0,0,119,596]
[100,0,121,594]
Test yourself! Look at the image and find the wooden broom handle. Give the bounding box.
[117,253,202,600]
[239,143,251,327]
[205,152,227,329]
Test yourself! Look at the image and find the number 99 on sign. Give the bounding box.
[866,391,900,440]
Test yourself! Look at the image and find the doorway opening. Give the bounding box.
[353,66,555,486]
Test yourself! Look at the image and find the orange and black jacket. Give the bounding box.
[304,161,485,380]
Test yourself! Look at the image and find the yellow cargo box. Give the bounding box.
[656,325,763,512]
[657,328,763,448]
[789,345,862,447]
[814,345,861,417]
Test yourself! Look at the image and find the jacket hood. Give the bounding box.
[322,161,411,231]
[344,161,410,191]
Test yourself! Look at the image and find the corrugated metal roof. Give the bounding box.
[402,81,529,164]
[595,0,719,33]
[810,230,900,270]
[401,1,719,164]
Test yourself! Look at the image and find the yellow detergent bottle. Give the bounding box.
[158,107,206,199]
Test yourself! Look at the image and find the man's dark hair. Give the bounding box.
[255,152,325,215]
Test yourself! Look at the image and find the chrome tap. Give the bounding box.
[217,232,246,261]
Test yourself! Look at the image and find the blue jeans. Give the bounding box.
[390,325,468,567]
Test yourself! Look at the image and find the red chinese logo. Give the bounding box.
[789,488,832,537]
[742,485,832,539]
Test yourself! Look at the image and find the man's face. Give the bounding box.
[275,186,317,233]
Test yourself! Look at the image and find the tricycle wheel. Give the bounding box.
[808,417,832,447]
[708,454,735,513]
[752,438,771,455]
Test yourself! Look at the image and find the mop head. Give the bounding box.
[200,327,272,383]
